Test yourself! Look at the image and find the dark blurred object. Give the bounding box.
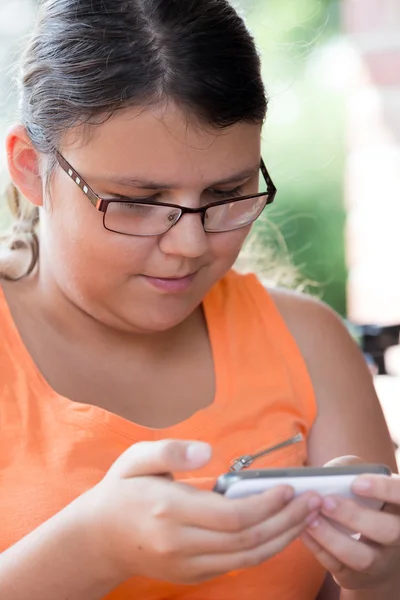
[359,325,400,375]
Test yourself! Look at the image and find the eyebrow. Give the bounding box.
[103,164,261,191]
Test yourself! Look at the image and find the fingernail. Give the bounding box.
[353,478,372,493]
[306,513,320,528]
[308,496,322,511]
[323,497,337,512]
[186,442,212,465]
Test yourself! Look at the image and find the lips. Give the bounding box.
[148,273,195,280]
[141,272,197,293]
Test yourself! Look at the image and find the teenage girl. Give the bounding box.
[1,1,399,599]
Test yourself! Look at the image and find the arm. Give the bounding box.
[317,574,400,600]
[340,579,400,600]
[270,289,398,600]
[0,496,122,600]
[270,288,397,472]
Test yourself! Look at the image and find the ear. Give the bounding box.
[6,124,44,207]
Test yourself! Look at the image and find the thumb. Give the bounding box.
[107,439,212,479]
[324,455,364,468]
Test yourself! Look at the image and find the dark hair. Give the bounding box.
[2,0,267,279]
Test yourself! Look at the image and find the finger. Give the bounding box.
[353,473,400,507]
[189,518,313,579]
[320,495,400,546]
[107,439,212,478]
[324,455,364,468]
[241,492,322,546]
[178,493,322,554]
[300,532,344,573]
[157,484,296,531]
[170,484,321,533]
[305,515,377,572]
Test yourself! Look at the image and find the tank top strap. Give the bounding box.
[207,270,317,429]
[244,272,317,426]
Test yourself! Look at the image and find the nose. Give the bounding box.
[159,211,209,259]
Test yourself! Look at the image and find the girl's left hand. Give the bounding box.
[300,457,400,591]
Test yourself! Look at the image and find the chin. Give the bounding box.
[115,300,199,334]
[127,314,191,334]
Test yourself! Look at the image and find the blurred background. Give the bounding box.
[0,0,399,444]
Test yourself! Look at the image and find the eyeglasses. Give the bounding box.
[56,152,277,237]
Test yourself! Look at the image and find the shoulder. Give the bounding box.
[232,273,351,373]
[266,286,354,407]
[266,286,370,394]
[267,286,348,362]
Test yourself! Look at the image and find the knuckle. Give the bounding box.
[236,526,263,550]
[251,525,265,546]
[234,530,251,550]
[157,439,176,463]
[224,504,246,532]
[153,533,179,558]
[152,497,174,519]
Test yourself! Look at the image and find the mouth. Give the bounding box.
[141,271,197,293]
[149,272,196,280]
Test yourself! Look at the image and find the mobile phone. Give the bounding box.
[214,464,391,509]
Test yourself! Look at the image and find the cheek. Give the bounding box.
[41,201,154,286]
[208,226,251,262]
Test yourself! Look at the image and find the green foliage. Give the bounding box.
[242,0,346,314]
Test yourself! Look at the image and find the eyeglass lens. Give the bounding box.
[104,194,269,236]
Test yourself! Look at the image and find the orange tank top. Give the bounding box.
[0,271,325,599]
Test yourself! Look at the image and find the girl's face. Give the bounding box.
[42,104,262,332]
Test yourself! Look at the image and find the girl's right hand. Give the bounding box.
[83,440,322,585]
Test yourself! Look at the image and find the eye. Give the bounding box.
[208,186,244,199]
[116,202,155,212]
[109,194,162,203]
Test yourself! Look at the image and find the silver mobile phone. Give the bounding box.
[214,464,391,508]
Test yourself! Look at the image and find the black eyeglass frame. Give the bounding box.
[56,151,277,236]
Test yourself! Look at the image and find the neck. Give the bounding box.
[6,261,204,362]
